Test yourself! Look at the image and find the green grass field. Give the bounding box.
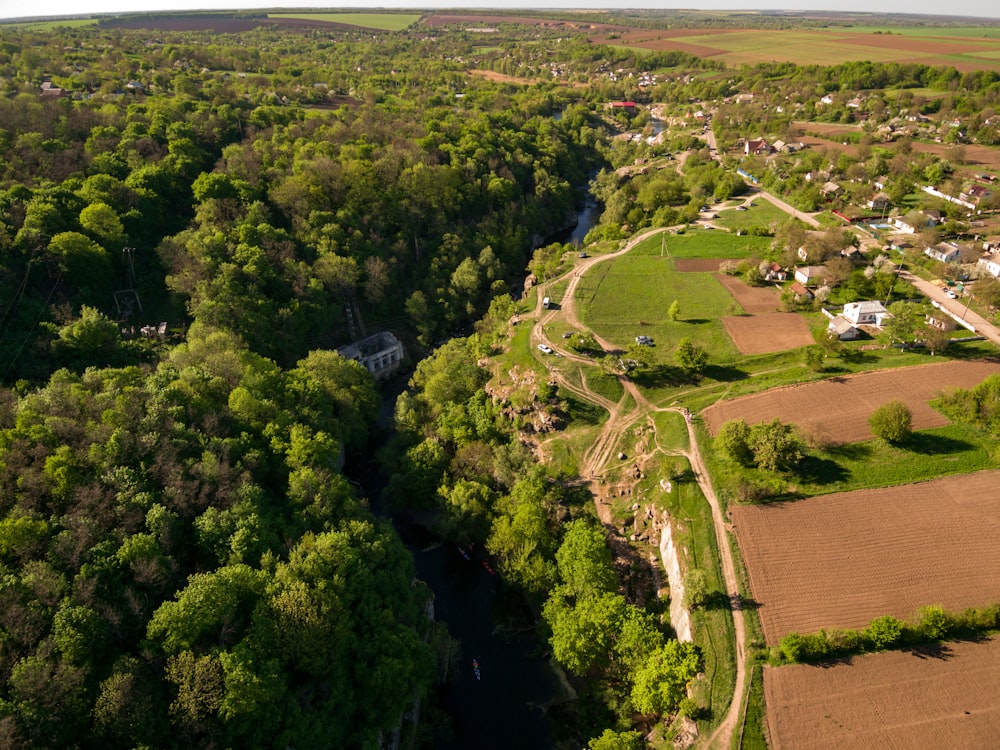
[267,13,420,31]
[3,18,98,29]
[714,202,788,231]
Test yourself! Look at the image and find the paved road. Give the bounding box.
[894,265,1000,347]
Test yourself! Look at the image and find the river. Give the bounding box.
[356,376,562,750]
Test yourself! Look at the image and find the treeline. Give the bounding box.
[778,603,1000,664]
[0,326,435,747]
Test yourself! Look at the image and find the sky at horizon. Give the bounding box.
[3,0,1000,23]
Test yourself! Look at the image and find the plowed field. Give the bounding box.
[714,274,780,314]
[702,359,1000,443]
[722,313,813,355]
[674,258,740,272]
[765,637,1000,750]
[732,470,1000,643]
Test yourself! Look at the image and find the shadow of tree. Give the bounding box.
[901,432,974,455]
[793,455,848,484]
[702,364,747,382]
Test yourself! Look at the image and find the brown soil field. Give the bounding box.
[765,637,1000,750]
[722,313,814,355]
[468,69,539,85]
[791,122,1000,170]
[835,32,993,56]
[702,359,1000,442]
[104,16,366,32]
[732,470,1000,643]
[714,274,780,314]
[674,258,741,272]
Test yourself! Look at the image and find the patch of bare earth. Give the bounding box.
[722,313,813,355]
[674,258,741,272]
[732,470,1000,644]
[765,637,1000,750]
[713,274,780,314]
[702,359,1000,443]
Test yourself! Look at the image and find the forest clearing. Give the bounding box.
[764,636,1000,749]
[731,470,1000,643]
[702,359,1000,443]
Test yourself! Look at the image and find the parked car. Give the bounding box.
[946,289,958,299]
[537,344,553,354]
[635,335,653,346]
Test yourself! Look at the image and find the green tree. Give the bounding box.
[588,729,644,750]
[716,419,753,466]
[747,419,804,472]
[667,299,680,321]
[630,640,702,716]
[868,400,912,444]
[675,337,707,373]
[555,519,616,599]
[865,614,904,649]
[881,301,921,349]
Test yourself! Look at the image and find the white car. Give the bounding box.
[945,289,958,299]
[537,344,553,354]
[635,335,653,346]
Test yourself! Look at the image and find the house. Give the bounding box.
[962,184,993,205]
[924,242,961,263]
[794,266,826,285]
[841,246,866,263]
[978,255,1000,278]
[39,80,65,97]
[745,138,771,156]
[338,331,405,380]
[772,139,787,152]
[789,281,814,301]
[764,262,787,282]
[827,315,860,340]
[842,300,890,326]
[610,101,636,113]
[868,194,891,212]
[893,212,934,234]
[821,181,842,197]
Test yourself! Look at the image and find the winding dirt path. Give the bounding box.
[528,228,749,748]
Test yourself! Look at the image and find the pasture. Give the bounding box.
[701,359,1000,443]
[765,636,1000,750]
[731,470,1000,644]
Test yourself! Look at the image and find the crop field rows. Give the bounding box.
[731,470,1000,644]
[702,359,1000,443]
[765,636,1000,749]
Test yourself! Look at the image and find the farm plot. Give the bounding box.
[674,258,740,272]
[765,636,1000,750]
[713,274,780,314]
[732,470,1000,644]
[721,313,813,355]
[702,359,1000,443]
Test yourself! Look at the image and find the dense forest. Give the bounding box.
[1,12,998,749]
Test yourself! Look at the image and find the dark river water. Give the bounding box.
[404,526,560,749]
[358,376,560,750]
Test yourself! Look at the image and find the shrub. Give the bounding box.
[868,400,912,444]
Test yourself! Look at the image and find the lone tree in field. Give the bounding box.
[675,337,708,374]
[868,400,912,444]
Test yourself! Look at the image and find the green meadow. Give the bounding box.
[268,13,421,31]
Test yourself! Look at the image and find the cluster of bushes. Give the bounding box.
[777,603,1000,664]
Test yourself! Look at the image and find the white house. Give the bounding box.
[978,255,1000,278]
[794,266,826,285]
[924,242,961,263]
[338,331,405,380]
[842,300,890,326]
[827,315,860,340]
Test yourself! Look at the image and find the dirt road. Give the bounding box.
[529,229,749,749]
[894,265,1000,347]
